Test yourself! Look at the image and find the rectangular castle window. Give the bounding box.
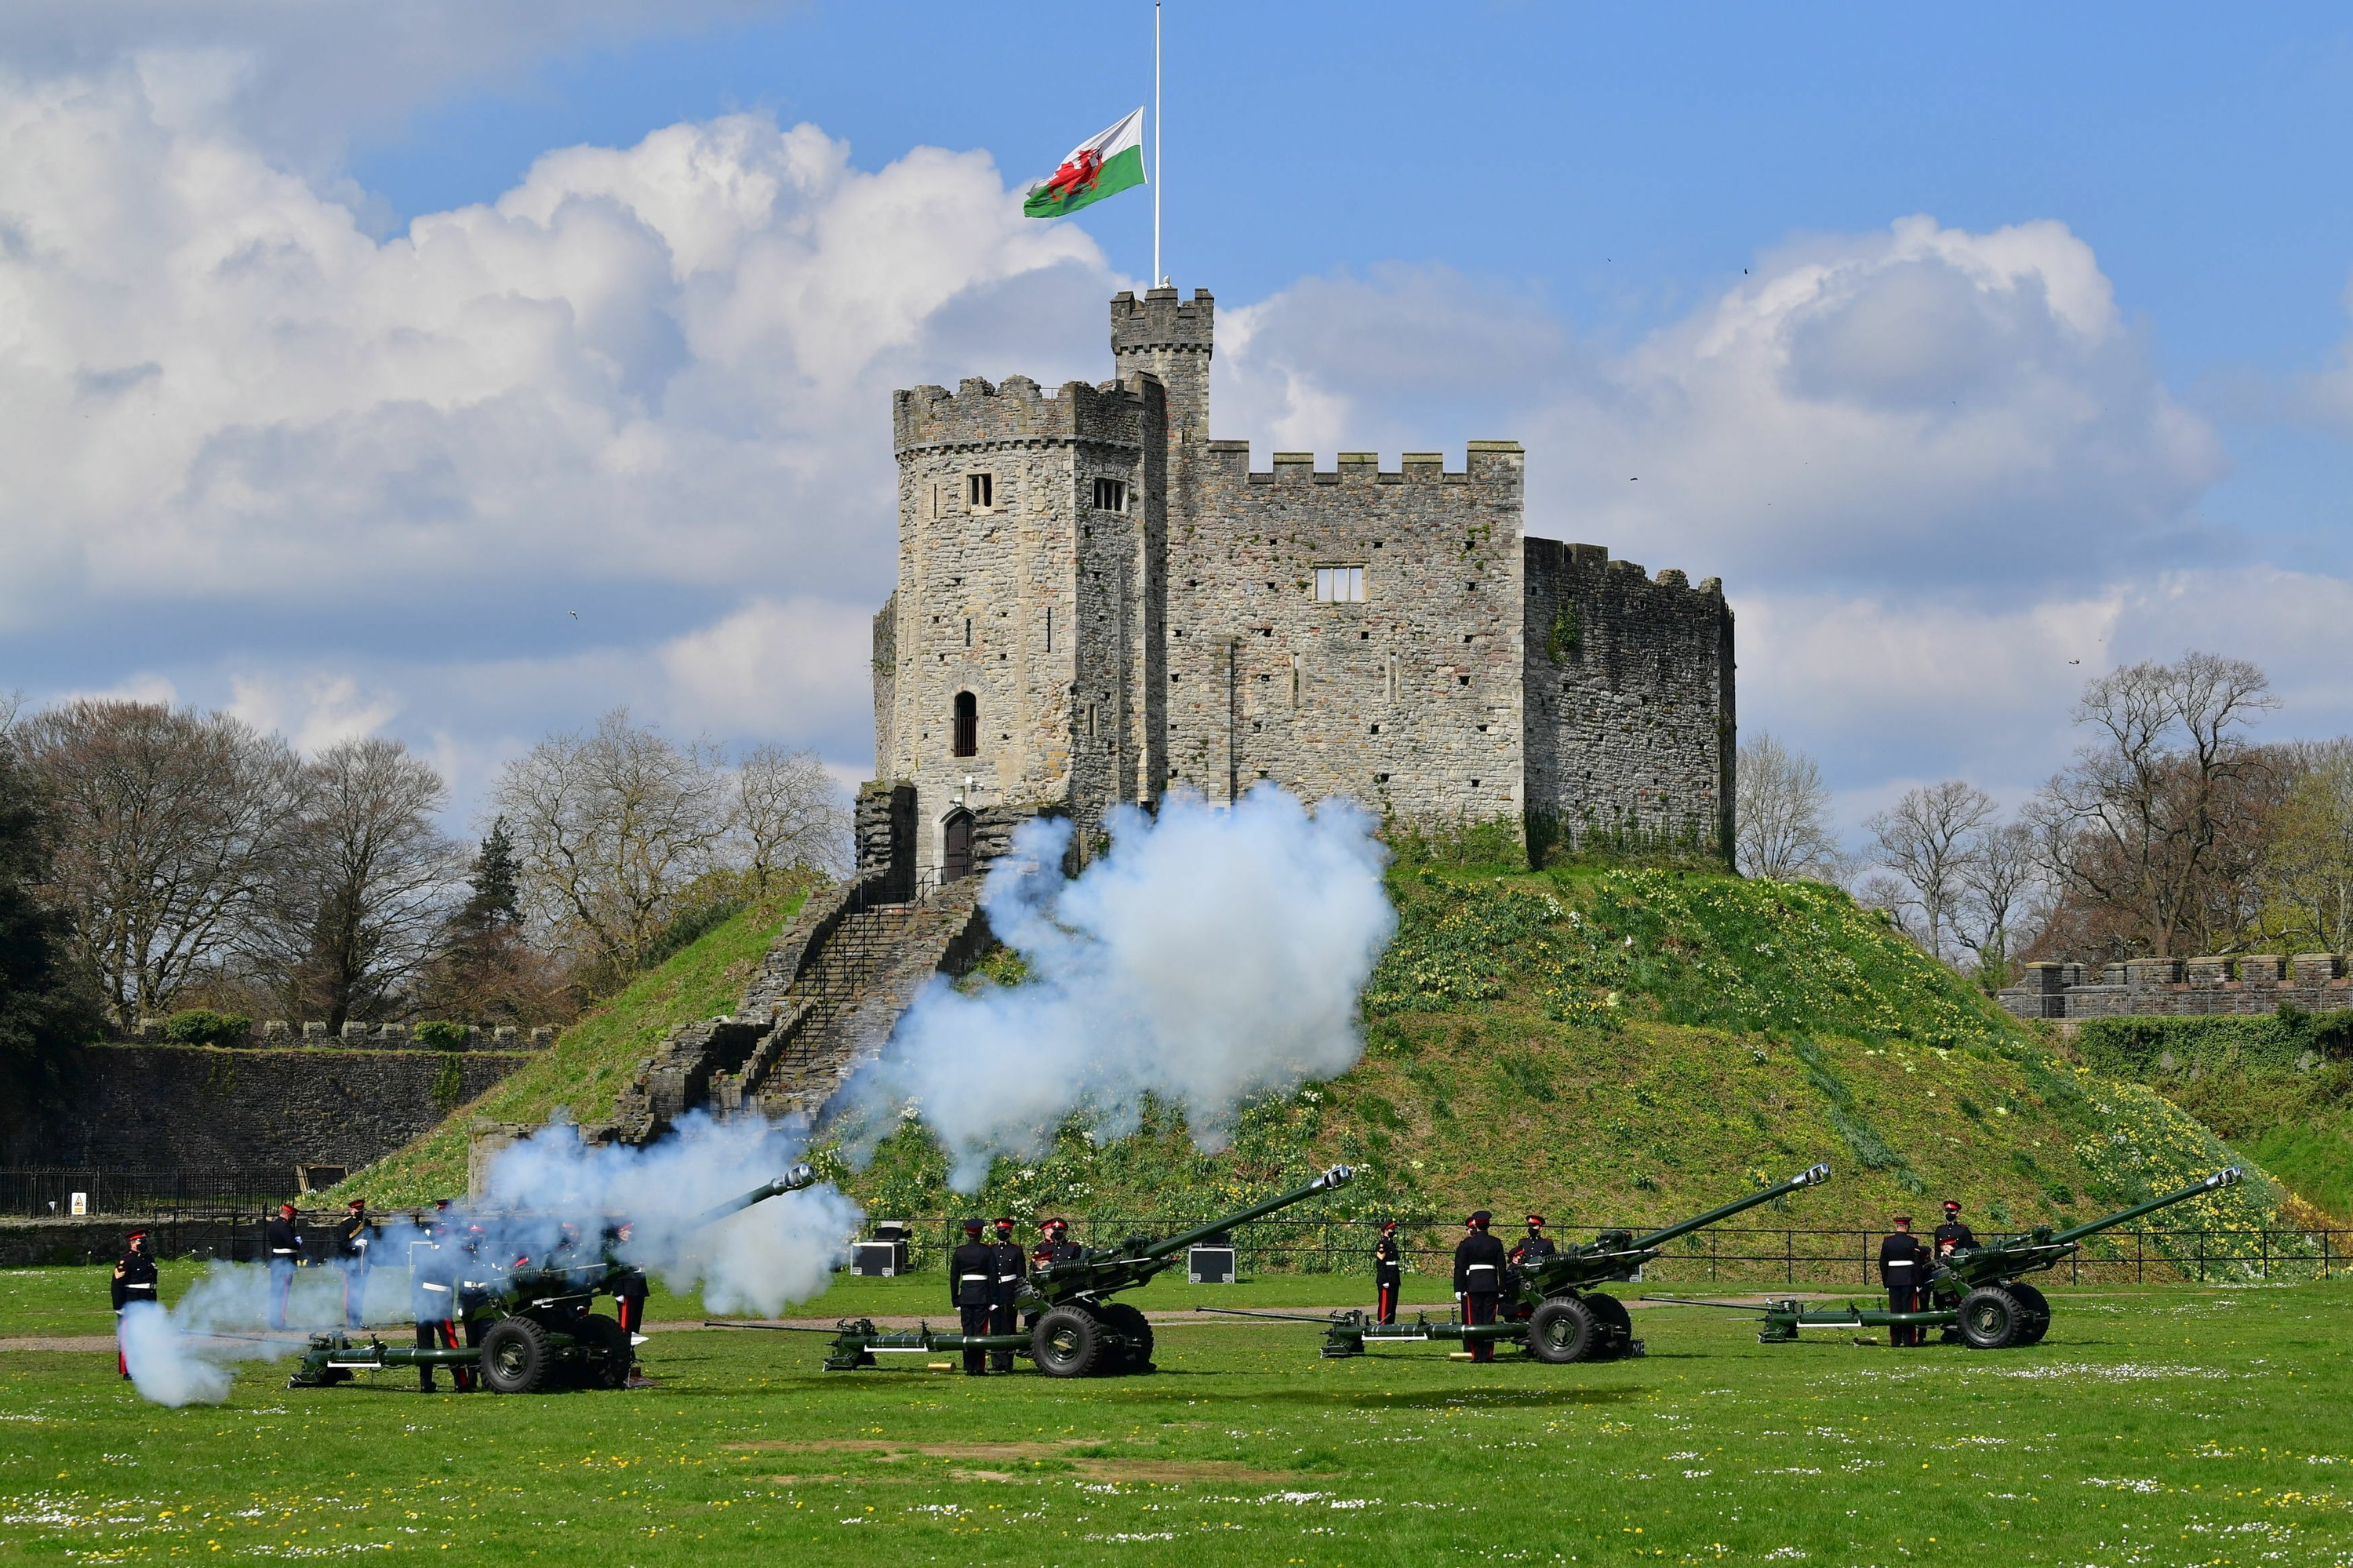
[1092,477,1126,511]
[1314,566,1366,602]
[966,472,994,509]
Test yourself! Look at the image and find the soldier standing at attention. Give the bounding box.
[987,1218,1024,1373]
[1034,1217,1081,1270]
[1933,1199,1978,1261]
[1453,1210,1507,1363]
[335,1199,372,1328]
[607,1222,649,1338]
[1373,1220,1404,1326]
[409,1210,473,1393]
[264,1202,301,1329]
[950,1220,995,1376]
[1878,1215,1931,1347]
[111,1230,158,1378]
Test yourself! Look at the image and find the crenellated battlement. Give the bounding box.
[1111,285,1215,355]
[1200,439,1526,486]
[1526,537,1726,605]
[893,373,1154,454]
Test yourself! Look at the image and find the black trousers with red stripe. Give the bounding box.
[1463,1292,1500,1362]
[414,1319,473,1391]
[1375,1279,1399,1325]
[1886,1285,1922,1346]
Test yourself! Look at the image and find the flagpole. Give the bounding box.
[1153,0,1162,285]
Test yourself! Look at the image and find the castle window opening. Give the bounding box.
[1314,566,1366,602]
[964,617,972,648]
[966,472,993,508]
[1046,607,1052,651]
[1093,477,1127,511]
[952,691,978,757]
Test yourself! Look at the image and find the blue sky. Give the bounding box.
[5,1,2352,839]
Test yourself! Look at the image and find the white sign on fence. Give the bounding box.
[70,1191,87,1217]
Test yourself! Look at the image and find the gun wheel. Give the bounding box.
[2006,1282,2051,1345]
[1031,1306,1106,1378]
[1098,1303,1155,1373]
[1585,1293,1635,1358]
[1956,1286,2023,1350]
[1525,1296,1597,1364]
[478,1318,552,1394]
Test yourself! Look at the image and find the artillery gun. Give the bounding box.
[289,1166,816,1393]
[1739,1167,2242,1349]
[820,1165,1355,1377]
[1309,1164,1833,1362]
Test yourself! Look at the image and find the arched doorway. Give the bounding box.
[941,809,974,882]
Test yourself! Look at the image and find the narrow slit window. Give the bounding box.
[1313,566,1366,602]
[1092,477,1126,511]
[951,692,977,758]
[1046,606,1053,652]
[966,472,993,508]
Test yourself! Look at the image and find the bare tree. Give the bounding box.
[1736,732,1845,881]
[1865,780,1997,961]
[736,743,851,886]
[250,738,461,1030]
[492,710,732,981]
[1953,820,2048,988]
[2031,653,2279,957]
[17,700,305,1028]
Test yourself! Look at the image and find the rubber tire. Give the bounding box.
[1956,1286,2023,1350]
[2007,1282,2051,1345]
[1031,1306,1106,1378]
[571,1314,635,1388]
[477,1318,552,1394]
[1586,1293,1635,1357]
[1525,1296,1598,1365]
[1098,1302,1155,1373]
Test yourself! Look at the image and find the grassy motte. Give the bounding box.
[841,864,2293,1275]
[329,893,804,1207]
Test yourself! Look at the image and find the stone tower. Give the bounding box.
[871,371,1167,885]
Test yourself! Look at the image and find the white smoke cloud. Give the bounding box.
[116,1261,331,1407]
[482,1111,860,1316]
[839,786,1396,1191]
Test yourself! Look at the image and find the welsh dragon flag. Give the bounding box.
[1023,108,1147,218]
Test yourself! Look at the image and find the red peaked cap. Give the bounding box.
[1467,1210,1492,1229]
[1943,1200,1962,1212]
[126,1230,147,1242]
[1525,1214,1546,1227]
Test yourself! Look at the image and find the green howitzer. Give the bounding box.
[289,1164,816,1393]
[822,1164,1355,1378]
[1315,1163,1835,1364]
[1753,1166,2243,1350]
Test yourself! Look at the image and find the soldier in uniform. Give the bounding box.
[950,1220,995,1375]
[1505,1213,1557,1318]
[264,1202,301,1329]
[111,1230,159,1378]
[606,1221,649,1337]
[409,1216,471,1392]
[1373,1220,1404,1325]
[1878,1215,1932,1346]
[1453,1210,1507,1363]
[1933,1199,1978,1261]
[1033,1217,1081,1270]
[335,1199,372,1328]
[987,1218,1024,1373]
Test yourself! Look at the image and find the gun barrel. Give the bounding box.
[686,1164,816,1231]
[1140,1165,1355,1261]
[2045,1167,2241,1247]
[1630,1163,1832,1252]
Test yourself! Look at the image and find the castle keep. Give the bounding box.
[864,286,1734,885]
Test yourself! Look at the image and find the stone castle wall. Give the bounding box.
[1165,444,1527,820]
[1522,540,1735,860]
[1999,956,2353,1020]
[8,1045,533,1178]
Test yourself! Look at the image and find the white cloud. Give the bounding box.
[1219,220,2228,594]
[224,672,399,755]
[656,595,874,741]
[0,71,1112,636]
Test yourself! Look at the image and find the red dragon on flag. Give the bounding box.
[1024,109,1145,218]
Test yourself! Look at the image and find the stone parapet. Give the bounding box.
[1999,957,2353,1020]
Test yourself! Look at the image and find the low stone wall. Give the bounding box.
[7,1045,535,1177]
[111,1020,555,1050]
[1999,956,2351,1020]
[0,1217,260,1268]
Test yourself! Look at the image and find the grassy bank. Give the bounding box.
[328,893,805,1208]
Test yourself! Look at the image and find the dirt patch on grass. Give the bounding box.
[736,1438,1289,1485]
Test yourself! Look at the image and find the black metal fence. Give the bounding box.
[0,1167,299,1220]
[884,1216,2353,1287]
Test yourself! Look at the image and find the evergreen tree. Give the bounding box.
[0,741,103,1098]
[460,817,523,933]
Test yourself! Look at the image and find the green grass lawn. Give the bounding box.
[4,1268,2350,1565]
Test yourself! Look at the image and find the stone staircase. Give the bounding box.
[605,875,990,1144]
